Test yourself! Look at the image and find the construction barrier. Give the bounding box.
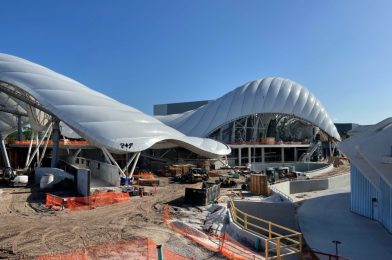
[133,172,155,180]
[46,192,130,211]
[36,237,191,260]
[163,204,262,260]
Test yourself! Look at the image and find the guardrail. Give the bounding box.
[229,199,302,259]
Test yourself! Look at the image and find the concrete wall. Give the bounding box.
[88,159,120,186]
[251,162,332,175]
[272,173,350,195]
[76,168,90,197]
[226,208,299,259]
[289,179,328,194]
[233,200,299,232]
[35,167,74,184]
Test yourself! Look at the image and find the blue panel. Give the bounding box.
[350,166,380,220]
[380,178,392,232]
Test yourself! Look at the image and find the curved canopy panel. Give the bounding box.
[157,77,341,141]
[0,53,230,158]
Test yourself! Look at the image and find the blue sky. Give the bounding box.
[1,1,391,124]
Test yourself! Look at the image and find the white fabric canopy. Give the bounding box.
[157,77,341,141]
[0,53,230,158]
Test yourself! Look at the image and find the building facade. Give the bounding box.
[339,118,392,233]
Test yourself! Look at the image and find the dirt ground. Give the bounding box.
[0,177,226,260]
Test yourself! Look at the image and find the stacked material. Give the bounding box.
[250,174,269,195]
[167,164,196,176]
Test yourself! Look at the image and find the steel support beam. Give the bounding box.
[129,152,141,179]
[101,147,126,177]
[25,132,34,168]
[17,116,22,141]
[26,125,52,168]
[122,152,138,173]
[51,120,60,168]
[0,132,11,168]
[39,126,53,166]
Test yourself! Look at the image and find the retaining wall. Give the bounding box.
[272,173,350,195]
[226,207,299,260]
[88,159,120,186]
[233,200,299,232]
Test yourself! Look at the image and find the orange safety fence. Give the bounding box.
[46,192,130,211]
[133,172,155,180]
[163,204,262,260]
[36,237,192,260]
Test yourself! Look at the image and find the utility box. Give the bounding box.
[250,174,268,196]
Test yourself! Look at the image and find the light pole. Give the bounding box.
[332,240,341,256]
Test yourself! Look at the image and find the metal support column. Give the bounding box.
[238,148,242,166]
[281,147,285,162]
[129,152,141,179]
[51,120,60,168]
[0,132,11,168]
[248,147,251,164]
[17,115,22,141]
[261,147,265,163]
[294,147,298,161]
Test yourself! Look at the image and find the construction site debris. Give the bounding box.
[184,182,221,206]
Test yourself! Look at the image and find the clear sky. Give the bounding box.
[1,1,391,125]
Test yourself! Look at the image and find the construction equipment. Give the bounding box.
[218,176,236,188]
[174,168,209,183]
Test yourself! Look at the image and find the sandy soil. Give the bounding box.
[0,178,225,259]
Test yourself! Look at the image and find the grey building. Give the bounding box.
[154,100,211,116]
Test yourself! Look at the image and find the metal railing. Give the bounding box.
[229,199,302,259]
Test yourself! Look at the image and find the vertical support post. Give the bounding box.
[299,234,303,256]
[238,148,242,166]
[281,147,284,162]
[231,120,236,143]
[17,115,22,141]
[0,132,11,168]
[261,147,265,163]
[157,245,163,260]
[276,238,281,260]
[51,120,60,168]
[248,147,251,165]
[35,134,40,165]
[255,237,260,252]
[268,221,272,239]
[244,214,248,229]
[265,240,269,260]
[294,147,298,161]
